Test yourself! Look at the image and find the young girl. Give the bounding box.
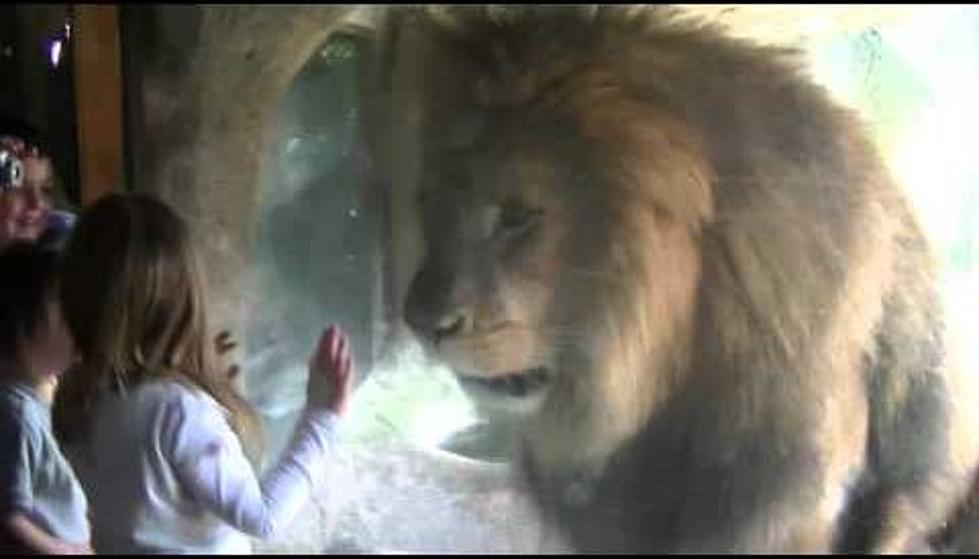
[0,116,76,252]
[0,243,92,554]
[53,193,354,553]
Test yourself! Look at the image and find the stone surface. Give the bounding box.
[126,5,362,336]
[255,442,563,554]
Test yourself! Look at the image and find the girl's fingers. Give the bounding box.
[336,333,350,365]
[339,337,350,370]
[313,326,336,371]
[343,353,353,379]
[324,326,338,355]
[315,327,330,356]
[336,345,349,377]
[313,325,356,383]
[327,335,339,370]
[215,330,237,354]
[330,329,342,364]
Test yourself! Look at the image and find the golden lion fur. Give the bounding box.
[403,5,979,553]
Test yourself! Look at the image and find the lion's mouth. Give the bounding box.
[457,367,551,398]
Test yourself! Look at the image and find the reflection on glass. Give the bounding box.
[247,32,379,458]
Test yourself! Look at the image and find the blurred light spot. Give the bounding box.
[49,39,63,68]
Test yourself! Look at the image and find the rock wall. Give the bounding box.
[123,5,358,335]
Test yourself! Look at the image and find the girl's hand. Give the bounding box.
[214,329,240,381]
[306,325,354,415]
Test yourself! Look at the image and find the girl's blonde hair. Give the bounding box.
[54,193,261,460]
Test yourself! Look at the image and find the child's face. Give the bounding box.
[0,155,54,249]
[20,299,75,387]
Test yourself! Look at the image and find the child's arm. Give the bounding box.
[1,406,91,555]
[168,404,342,540]
[164,326,352,540]
[2,513,92,554]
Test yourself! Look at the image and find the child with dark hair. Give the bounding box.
[0,242,91,554]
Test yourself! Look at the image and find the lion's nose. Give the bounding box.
[404,268,473,345]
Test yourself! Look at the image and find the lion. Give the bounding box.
[399,5,979,553]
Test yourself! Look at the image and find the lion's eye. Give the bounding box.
[496,201,542,236]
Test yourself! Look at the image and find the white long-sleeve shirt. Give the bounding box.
[70,379,342,554]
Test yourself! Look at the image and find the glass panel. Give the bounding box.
[248,7,979,554]
[246,32,379,460]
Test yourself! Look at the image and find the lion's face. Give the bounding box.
[405,113,579,418]
[405,107,708,463]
